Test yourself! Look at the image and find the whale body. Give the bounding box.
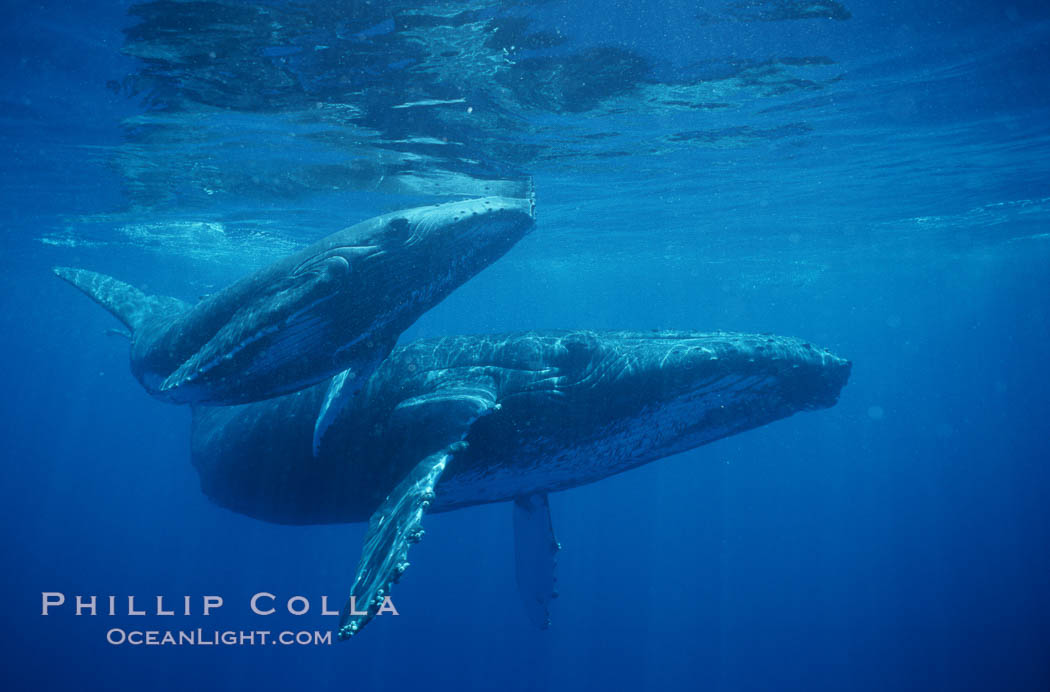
[54,195,535,407]
[189,330,851,638]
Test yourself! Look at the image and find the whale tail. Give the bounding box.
[53,267,187,333]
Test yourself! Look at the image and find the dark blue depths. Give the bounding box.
[1,0,1048,690]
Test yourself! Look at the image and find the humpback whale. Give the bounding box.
[53,195,535,412]
[190,330,851,638]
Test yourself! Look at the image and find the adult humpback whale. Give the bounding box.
[53,195,535,413]
[190,330,851,638]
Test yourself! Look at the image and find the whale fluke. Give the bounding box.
[53,267,187,332]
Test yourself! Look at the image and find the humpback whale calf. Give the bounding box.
[54,195,535,415]
[190,330,851,638]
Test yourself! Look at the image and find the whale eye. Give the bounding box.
[321,255,350,280]
[558,332,597,370]
[385,217,411,246]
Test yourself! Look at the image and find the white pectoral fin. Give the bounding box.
[392,386,497,430]
[513,493,560,629]
[313,369,357,457]
[338,378,499,641]
[338,443,459,640]
[386,374,500,447]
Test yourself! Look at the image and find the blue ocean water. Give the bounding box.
[2,0,1048,689]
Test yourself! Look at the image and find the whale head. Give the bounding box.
[451,330,851,488]
[384,329,851,508]
[539,330,851,459]
[156,194,536,404]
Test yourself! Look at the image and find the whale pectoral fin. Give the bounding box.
[159,286,354,396]
[338,443,460,640]
[388,382,498,441]
[386,375,499,451]
[513,493,560,629]
[338,382,499,641]
[313,369,358,457]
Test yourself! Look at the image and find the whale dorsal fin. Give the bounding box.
[53,267,187,332]
[513,493,560,629]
